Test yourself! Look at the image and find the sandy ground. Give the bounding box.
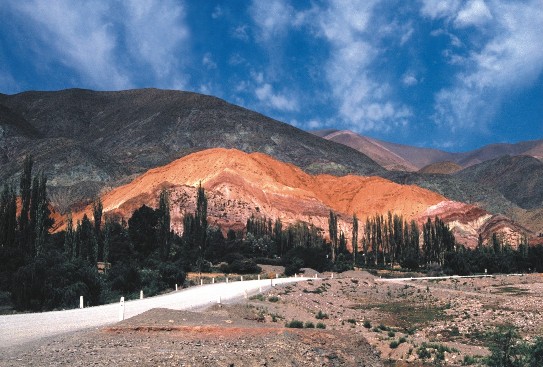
[1,271,542,366]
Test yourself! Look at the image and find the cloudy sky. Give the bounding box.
[1,0,542,151]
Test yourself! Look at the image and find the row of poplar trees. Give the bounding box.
[0,156,52,289]
[327,210,456,270]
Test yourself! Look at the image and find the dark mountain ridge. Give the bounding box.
[0,88,383,209]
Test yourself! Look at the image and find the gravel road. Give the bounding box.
[0,276,314,349]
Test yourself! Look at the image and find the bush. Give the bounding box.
[286,320,304,328]
[228,258,262,274]
[388,331,396,337]
[304,321,315,328]
[390,340,399,349]
[316,322,326,329]
[315,310,329,319]
[284,256,304,276]
[250,294,265,301]
[363,320,371,329]
[268,296,279,302]
[347,318,357,324]
[462,355,477,365]
[379,324,390,331]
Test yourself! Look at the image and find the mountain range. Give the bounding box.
[313,129,543,171]
[1,88,541,245]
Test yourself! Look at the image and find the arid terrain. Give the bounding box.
[2,269,542,367]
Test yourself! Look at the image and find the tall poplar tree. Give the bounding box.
[352,214,358,267]
[328,210,338,262]
[157,189,171,260]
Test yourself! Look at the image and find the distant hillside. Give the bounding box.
[314,129,543,170]
[455,155,543,210]
[312,130,419,171]
[0,89,383,209]
[419,161,462,175]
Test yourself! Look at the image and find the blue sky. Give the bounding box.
[0,0,542,152]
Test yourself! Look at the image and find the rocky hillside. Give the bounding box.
[312,130,419,171]
[455,155,543,211]
[315,129,543,170]
[66,148,531,248]
[419,161,463,175]
[0,89,383,209]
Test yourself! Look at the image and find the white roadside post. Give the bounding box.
[217,296,221,304]
[226,277,229,284]
[140,290,143,299]
[212,278,215,284]
[200,279,203,286]
[258,274,261,281]
[119,297,125,321]
[175,284,178,291]
[240,276,243,282]
[79,296,84,309]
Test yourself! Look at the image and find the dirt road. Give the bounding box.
[0,277,314,348]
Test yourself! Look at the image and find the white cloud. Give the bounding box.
[430,0,543,131]
[123,1,188,86]
[455,0,492,28]
[255,83,299,112]
[249,0,293,41]
[229,53,246,66]
[402,73,418,86]
[9,0,189,90]
[211,6,223,19]
[231,25,250,41]
[12,0,130,89]
[420,0,462,19]
[202,53,217,69]
[307,119,323,129]
[312,0,412,132]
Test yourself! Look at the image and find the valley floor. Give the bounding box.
[1,271,542,366]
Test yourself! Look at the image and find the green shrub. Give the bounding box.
[363,320,371,329]
[390,340,399,349]
[388,331,396,338]
[379,324,390,331]
[462,355,477,365]
[286,320,304,328]
[315,310,329,319]
[304,321,315,328]
[268,296,279,302]
[399,336,407,344]
[347,318,357,324]
[316,322,326,329]
[250,294,265,301]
